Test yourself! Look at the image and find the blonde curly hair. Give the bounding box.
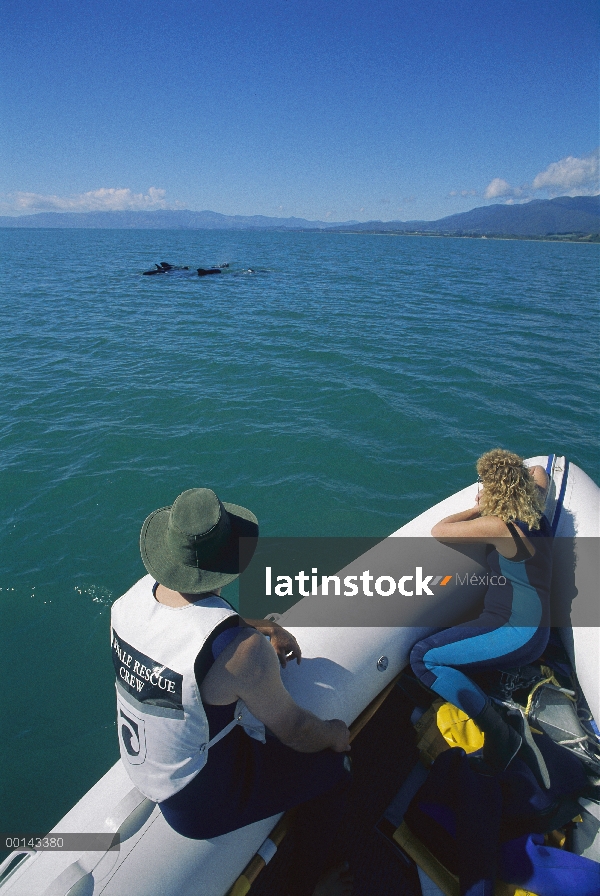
[476,449,544,529]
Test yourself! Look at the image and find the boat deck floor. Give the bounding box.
[251,685,422,896]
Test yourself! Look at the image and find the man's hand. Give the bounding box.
[268,624,302,668]
[326,718,351,753]
[244,619,302,668]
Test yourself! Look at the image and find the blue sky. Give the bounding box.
[1,0,598,222]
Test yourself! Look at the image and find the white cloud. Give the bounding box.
[1,187,181,214]
[531,150,599,196]
[484,178,519,200]
[482,150,599,204]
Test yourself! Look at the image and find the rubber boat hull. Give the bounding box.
[1,455,597,895]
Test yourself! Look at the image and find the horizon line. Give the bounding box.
[0,194,597,228]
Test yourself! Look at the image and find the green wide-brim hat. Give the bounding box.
[140,488,259,593]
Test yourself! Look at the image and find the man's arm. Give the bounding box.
[208,629,350,753]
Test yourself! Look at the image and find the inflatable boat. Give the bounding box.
[1,454,598,896]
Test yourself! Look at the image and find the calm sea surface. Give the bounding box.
[1,229,598,841]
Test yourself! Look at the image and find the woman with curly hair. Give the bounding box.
[410,449,552,774]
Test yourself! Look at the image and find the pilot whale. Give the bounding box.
[143,262,229,276]
[142,262,190,275]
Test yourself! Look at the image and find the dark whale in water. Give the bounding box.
[142,261,190,275]
[143,261,228,276]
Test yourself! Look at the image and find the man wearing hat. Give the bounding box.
[111,488,352,896]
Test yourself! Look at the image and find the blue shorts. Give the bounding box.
[160,702,350,839]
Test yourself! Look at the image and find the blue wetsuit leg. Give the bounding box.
[410,621,548,717]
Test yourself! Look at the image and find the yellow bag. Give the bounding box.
[436,702,485,753]
[414,699,451,765]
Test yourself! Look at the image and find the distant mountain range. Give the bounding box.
[0,209,346,231]
[1,195,598,237]
[333,196,600,237]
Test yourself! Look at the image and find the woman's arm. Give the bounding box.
[529,464,549,492]
[431,506,506,541]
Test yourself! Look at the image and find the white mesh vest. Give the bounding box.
[110,575,265,802]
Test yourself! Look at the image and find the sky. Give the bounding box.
[1,0,598,222]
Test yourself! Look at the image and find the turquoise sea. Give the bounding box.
[1,229,598,845]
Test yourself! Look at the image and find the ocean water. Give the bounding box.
[1,228,598,843]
